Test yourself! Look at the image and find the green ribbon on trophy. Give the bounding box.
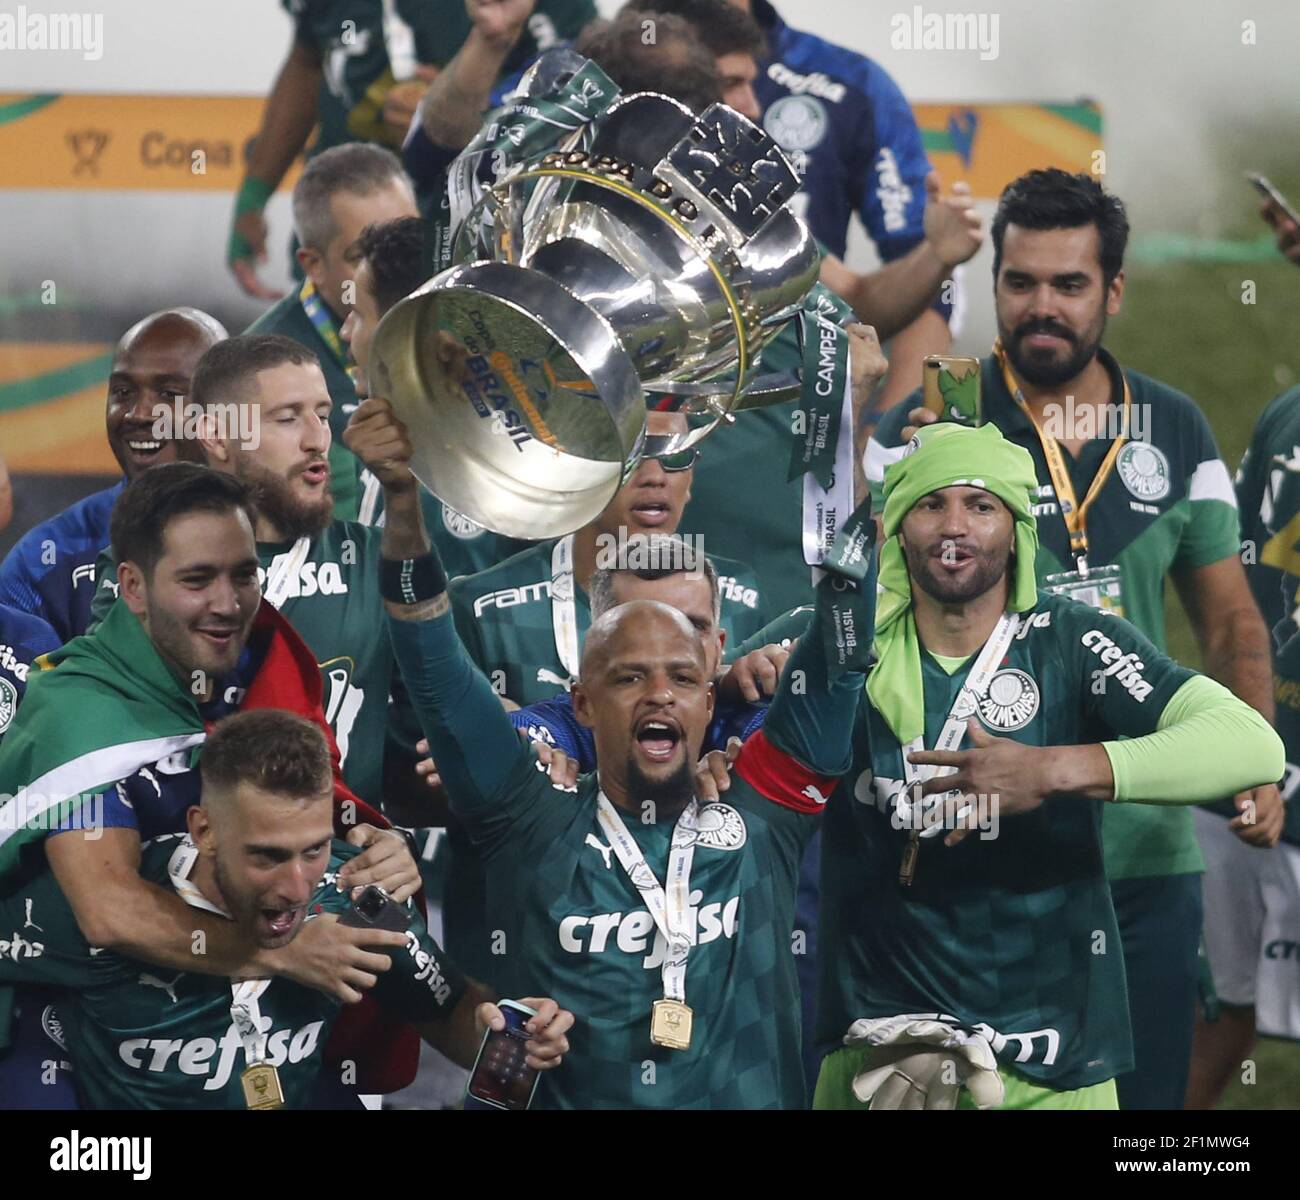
[442,57,621,270]
[787,282,858,569]
[816,495,877,680]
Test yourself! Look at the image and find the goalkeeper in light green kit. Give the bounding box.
[811,423,1283,1110]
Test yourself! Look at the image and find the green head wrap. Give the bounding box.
[868,422,1040,744]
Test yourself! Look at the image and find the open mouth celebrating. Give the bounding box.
[260,906,302,940]
[635,716,682,763]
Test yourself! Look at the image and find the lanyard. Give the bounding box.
[897,612,1019,838]
[166,840,274,1067]
[550,535,581,682]
[299,280,357,382]
[262,537,313,610]
[993,340,1130,574]
[798,309,856,570]
[596,794,698,1006]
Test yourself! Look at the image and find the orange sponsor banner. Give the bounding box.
[0,93,302,191]
[913,102,1104,199]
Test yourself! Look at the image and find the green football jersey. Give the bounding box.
[817,592,1195,1090]
[1235,384,1300,846]
[866,349,1242,880]
[449,538,774,706]
[245,290,362,522]
[390,598,855,1109]
[477,762,815,1109]
[89,523,412,810]
[0,834,466,1109]
[285,0,594,162]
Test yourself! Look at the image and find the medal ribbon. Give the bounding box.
[993,339,1130,574]
[896,612,1019,838]
[595,794,698,1008]
[230,979,274,1068]
[298,280,356,382]
[549,534,580,683]
[262,537,313,611]
[816,497,877,681]
[792,290,856,568]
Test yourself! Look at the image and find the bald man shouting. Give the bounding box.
[381,493,876,1109]
[0,308,227,640]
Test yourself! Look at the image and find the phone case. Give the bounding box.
[922,355,982,426]
[466,1001,541,1111]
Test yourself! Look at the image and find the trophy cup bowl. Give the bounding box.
[370,86,821,540]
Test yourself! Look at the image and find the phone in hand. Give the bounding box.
[1247,172,1300,227]
[338,884,412,933]
[466,999,541,1111]
[922,355,982,426]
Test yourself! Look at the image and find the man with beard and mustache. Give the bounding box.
[88,334,432,816]
[862,169,1279,1111]
[0,308,227,642]
[697,422,1280,1110]
[380,476,877,1106]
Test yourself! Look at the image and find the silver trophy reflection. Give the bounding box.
[370,56,820,539]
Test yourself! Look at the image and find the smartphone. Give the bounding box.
[338,884,412,934]
[921,355,982,426]
[1247,172,1300,227]
[465,1000,541,1111]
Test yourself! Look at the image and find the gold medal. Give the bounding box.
[650,999,693,1051]
[240,1062,284,1110]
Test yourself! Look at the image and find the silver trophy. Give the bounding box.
[370,62,820,539]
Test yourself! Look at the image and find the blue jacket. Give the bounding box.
[0,480,125,643]
[0,602,60,750]
[753,0,951,320]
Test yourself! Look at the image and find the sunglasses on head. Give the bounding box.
[648,447,698,472]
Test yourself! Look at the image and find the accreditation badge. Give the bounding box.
[1043,563,1126,618]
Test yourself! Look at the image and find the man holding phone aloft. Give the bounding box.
[864,169,1280,1110]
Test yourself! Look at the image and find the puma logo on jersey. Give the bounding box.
[1080,629,1154,701]
[119,1017,325,1092]
[473,581,551,616]
[801,784,830,806]
[138,972,181,1004]
[558,890,739,968]
[536,667,571,689]
[22,898,41,932]
[584,833,614,870]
